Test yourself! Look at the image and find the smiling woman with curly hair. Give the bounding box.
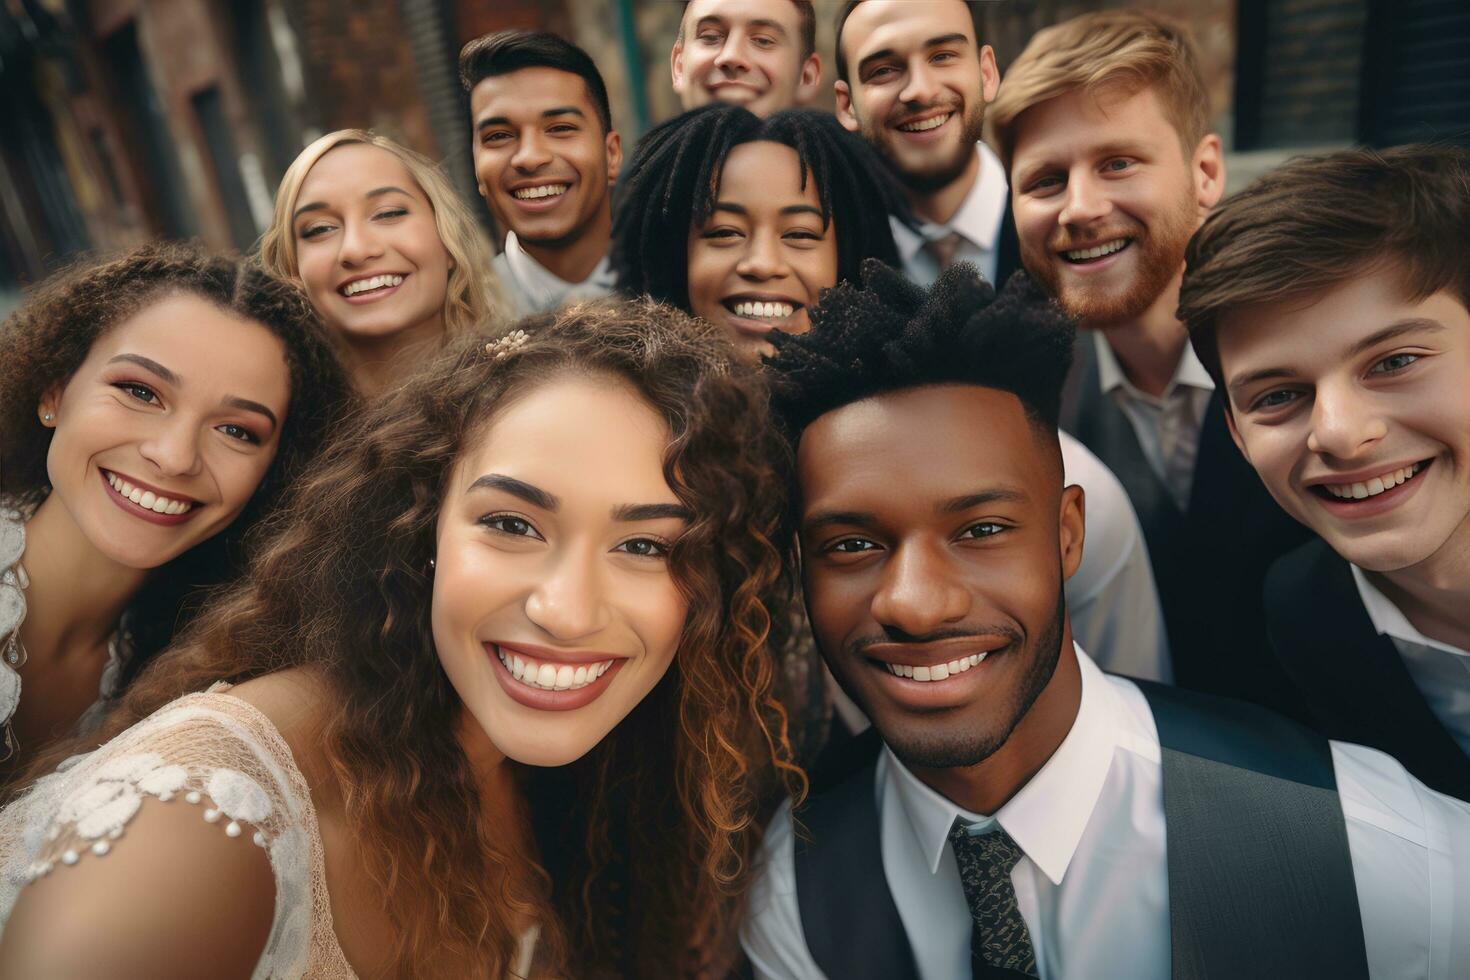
[0,298,805,978]
[0,241,353,772]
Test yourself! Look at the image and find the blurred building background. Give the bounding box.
[2,0,1467,311]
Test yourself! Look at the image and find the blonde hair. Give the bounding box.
[259,129,503,337]
[988,11,1211,168]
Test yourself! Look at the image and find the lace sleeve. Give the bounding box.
[0,690,330,978]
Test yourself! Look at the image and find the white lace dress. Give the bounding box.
[0,688,357,978]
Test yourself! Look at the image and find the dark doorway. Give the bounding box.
[192,86,259,250]
[225,0,300,183]
[100,21,197,238]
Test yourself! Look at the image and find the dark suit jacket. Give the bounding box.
[1060,334,1313,715]
[1265,539,1470,800]
[994,205,1021,290]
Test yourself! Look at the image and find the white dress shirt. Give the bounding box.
[1092,332,1216,511]
[1351,565,1470,756]
[490,231,616,318]
[1057,433,1169,681]
[743,646,1470,980]
[891,142,1008,289]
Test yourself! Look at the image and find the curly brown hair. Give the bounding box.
[75,299,806,976]
[0,241,356,677]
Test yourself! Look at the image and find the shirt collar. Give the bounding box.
[1092,331,1217,397]
[503,231,614,306]
[1349,565,1470,658]
[892,141,1009,261]
[884,644,1121,885]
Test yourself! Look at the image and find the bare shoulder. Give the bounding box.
[226,667,336,776]
[0,794,275,979]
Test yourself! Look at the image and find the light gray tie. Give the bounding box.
[924,230,965,272]
[949,819,1039,978]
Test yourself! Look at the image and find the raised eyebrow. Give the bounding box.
[221,396,279,431]
[107,353,179,386]
[940,488,1027,515]
[467,474,560,511]
[612,502,693,523]
[711,201,749,216]
[292,200,327,220]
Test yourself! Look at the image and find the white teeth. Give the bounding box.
[497,649,613,693]
[1063,239,1128,261]
[106,472,193,515]
[898,112,952,132]
[731,301,796,319]
[1323,461,1425,500]
[885,652,989,682]
[341,274,404,297]
[512,184,569,200]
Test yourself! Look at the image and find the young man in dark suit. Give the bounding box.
[1180,144,1470,800]
[988,11,1311,710]
[741,260,1470,980]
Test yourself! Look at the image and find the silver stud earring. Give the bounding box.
[41,413,53,423]
[427,557,436,571]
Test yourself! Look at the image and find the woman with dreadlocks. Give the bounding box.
[614,108,1170,768]
[612,103,907,362]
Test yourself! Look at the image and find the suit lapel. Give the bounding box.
[1266,540,1470,800]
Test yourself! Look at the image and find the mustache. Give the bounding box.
[888,98,963,122]
[1049,225,1143,252]
[848,624,1023,656]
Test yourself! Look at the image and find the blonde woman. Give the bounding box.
[260,130,505,393]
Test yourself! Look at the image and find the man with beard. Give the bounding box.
[461,31,621,316]
[740,260,1470,980]
[989,11,1311,709]
[829,0,1165,681]
[834,1,1019,289]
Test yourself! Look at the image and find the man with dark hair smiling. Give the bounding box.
[834,0,1020,289]
[460,30,621,316]
[740,261,1470,980]
[1180,144,1470,800]
[671,0,822,118]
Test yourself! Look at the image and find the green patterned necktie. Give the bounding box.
[948,819,1040,979]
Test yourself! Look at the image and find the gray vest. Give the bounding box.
[792,681,1369,980]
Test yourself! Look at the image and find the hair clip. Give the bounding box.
[484,329,530,362]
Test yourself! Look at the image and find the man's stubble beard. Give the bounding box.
[839,590,1067,772]
[860,100,986,196]
[514,178,611,252]
[1024,182,1198,328]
